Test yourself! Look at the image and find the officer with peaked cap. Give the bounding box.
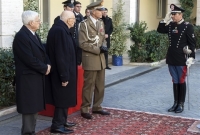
[54,0,74,23]
[71,0,84,65]
[157,4,196,113]
[79,0,110,119]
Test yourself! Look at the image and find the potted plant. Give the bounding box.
[109,0,128,66]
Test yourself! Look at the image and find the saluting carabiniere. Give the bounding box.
[157,4,196,113]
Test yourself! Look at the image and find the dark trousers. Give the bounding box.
[104,51,108,67]
[51,107,68,129]
[21,113,37,135]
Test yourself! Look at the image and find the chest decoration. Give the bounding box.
[168,24,188,48]
[99,22,104,33]
[172,27,178,33]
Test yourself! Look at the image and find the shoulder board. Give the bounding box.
[80,19,87,23]
[184,22,189,25]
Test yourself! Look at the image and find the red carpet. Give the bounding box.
[37,108,199,135]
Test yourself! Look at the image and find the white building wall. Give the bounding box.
[0,0,23,48]
[112,0,137,24]
[196,0,200,25]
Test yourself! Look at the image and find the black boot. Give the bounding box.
[168,83,179,112]
[175,83,186,113]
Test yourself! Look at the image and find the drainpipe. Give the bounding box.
[136,0,139,22]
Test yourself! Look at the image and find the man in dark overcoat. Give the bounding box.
[46,11,77,134]
[157,4,196,113]
[13,10,51,135]
[102,8,113,69]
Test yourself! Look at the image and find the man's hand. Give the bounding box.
[163,12,172,25]
[163,12,171,23]
[186,57,195,68]
[62,81,68,87]
[45,64,51,75]
[100,46,108,53]
[105,34,108,38]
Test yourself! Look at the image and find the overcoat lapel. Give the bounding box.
[22,25,45,52]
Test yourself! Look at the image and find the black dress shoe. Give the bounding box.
[81,113,92,119]
[92,110,110,115]
[106,67,111,70]
[50,127,74,134]
[64,122,76,127]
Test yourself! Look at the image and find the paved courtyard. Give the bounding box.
[1,50,200,134]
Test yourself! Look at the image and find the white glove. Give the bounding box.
[186,57,195,68]
[163,12,172,25]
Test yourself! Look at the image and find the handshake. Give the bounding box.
[100,46,108,53]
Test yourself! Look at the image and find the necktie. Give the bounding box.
[34,34,39,41]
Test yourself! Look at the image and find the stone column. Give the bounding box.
[196,0,200,25]
[0,0,23,48]
[112,0,138,64]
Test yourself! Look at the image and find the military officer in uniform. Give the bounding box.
[54,0,74,23]
[157,4,196,113]
[79,0,110,119]
[72,0,84,65]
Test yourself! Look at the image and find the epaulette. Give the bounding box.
[80,19,87,23]
[185,22,189,25]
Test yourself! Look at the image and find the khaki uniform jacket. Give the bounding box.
[79,16,106,70]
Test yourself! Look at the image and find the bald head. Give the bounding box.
[60,10,74,22]
[60,10,76,28]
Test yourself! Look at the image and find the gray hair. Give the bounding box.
[22,10,39,25]
[60,10,74,22]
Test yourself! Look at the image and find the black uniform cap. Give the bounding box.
[62,0,74,8]
[170,4,185,13]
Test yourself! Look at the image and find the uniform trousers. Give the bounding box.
[21,113,37,135]
[168,65,187,83]
[81,69,105,113]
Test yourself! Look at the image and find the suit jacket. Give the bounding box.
[46,20,77,108]
[79,16,106,70]
[102,16,113,48]
[13,25,50,114]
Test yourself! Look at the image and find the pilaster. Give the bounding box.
[0,0,23,48]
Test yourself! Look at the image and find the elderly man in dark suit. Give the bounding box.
[13,10,51,135]
[79,0,110,119]
[102,8,113,69]
[46,10,77,134]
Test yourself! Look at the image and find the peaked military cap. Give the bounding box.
[170,4,185,13]
[87,0,105,11]
[62,0,74,8]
